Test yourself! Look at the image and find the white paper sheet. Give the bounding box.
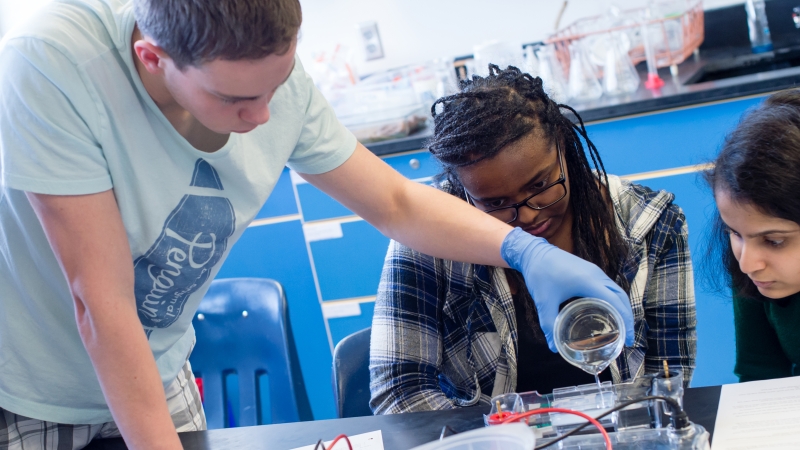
[712,376,800,449]
[290,430,384,450]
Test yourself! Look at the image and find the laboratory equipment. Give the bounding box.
[545,0,703,92]
[567,40,603,101]
[602,33,640,95]
[472,40,524,77]
[793,7,800,29]
[484,374,711,449]
[641,7,665,89]
[541,423,710,449]
[410,423,535,450]
[652,364,685,429]
[485,393,524,425]
[745,0,773,53]
[536,44,569,103]
[523,44,540,78]
[553,297,625,391]
[327,68,429,143]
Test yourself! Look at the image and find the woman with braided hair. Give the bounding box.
[369,65,697,414]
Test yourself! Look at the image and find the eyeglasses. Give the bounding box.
[466,143,567,224]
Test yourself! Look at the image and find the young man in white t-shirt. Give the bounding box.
[0,0,635,448]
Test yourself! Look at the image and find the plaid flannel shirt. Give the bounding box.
[369,175,697,414]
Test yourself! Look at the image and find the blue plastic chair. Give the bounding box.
[332,327,374,418]
[190,278,300,428]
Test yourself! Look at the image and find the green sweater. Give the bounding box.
[733,294,800,382]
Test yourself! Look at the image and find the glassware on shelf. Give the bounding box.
[546,0,704,86]
[523,44,540,78]
[602,32,640,96]
[745,0,773,53]
[641,6,665,90]
[536,44,568,103]
[567,40,603,101]
[472,40,524,77]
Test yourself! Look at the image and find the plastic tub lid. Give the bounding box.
[410,423,535,450]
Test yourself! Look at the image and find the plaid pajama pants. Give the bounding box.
[0,360,206,450]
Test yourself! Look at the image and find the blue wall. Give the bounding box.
[213,95,766,421]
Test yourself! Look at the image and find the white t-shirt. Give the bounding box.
[0,0,356,424]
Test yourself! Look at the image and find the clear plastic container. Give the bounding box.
[337,103,428,143]
[614,375,658,431]
[652,368,684,429]
[410,423,535,450]
[484,392,524,426]
[325,66,430,143]
[536,423,710,449]
[488,371,697,446]
[550,381,617,434]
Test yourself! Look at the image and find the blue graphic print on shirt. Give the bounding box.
[134,159,235,329]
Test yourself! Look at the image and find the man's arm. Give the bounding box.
[26,190,181,450]
[302,143,635,349]
[299,143,513,267]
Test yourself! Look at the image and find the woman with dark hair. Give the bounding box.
[705,90,800,383]
[369,65,697,414]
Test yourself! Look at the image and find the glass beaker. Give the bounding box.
[554,298,625,386]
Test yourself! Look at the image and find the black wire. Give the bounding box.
[313,439,326,450]
[532,395,686,450]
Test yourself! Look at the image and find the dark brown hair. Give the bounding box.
[428,64,631,292]
[133,0,302,69]
[705,90,800,301]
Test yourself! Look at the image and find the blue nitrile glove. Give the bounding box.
[501,227,634,352]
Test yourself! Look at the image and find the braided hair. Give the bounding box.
[428,64,631,292]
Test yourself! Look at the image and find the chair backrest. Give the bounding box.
[332,327,373,418]
[190,278,300,428]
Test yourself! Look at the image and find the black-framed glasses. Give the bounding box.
[466,143,567,224]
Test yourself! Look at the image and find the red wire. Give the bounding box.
[327,434,353,450]
[500,407,613,450]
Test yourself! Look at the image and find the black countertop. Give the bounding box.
[365,0,800,157]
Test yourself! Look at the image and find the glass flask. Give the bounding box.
[536,44,568,103]
[567,40,603,101]
[602,32,640,96]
